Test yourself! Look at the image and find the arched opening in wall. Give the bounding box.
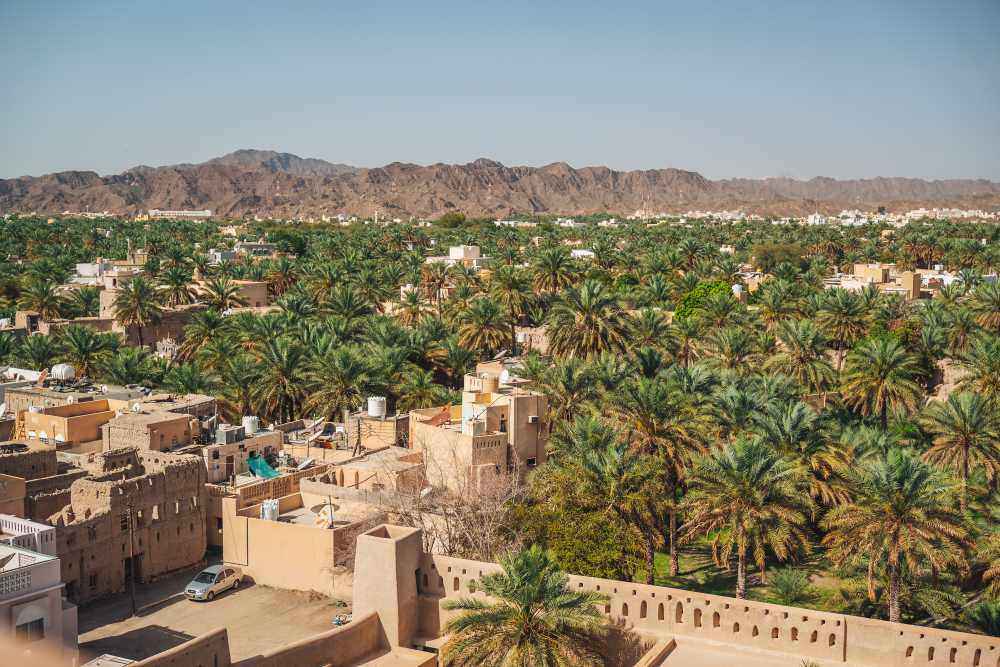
[810,630,818,643]
[422,573,428,589]
[970,647,980,666]
[640,601,647,619]
[790,627,798,641]
[675,602,684,624]
[752,626,759,637]
[469,581,477,593]
[948,647,957,663]
[927,647,934,661]
[621,603,629,617]
[771,628,779,639]
[437,576,444,590]
[604,604,611,614]
[657,603,664,621]
[732,622,740,633]
[453,577,459,591]
[829,634,837,647]
[905,646,913,658]
[712,612,720,628]
[694,608,702,628]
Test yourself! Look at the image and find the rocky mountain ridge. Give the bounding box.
[2,149,998,218]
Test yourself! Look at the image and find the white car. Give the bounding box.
[185,565,243,601]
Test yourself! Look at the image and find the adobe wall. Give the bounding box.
[0,446,58,480]
[49,448,207,604]
[237,611,383,667]
[130,627,232,667]
[25,408,115,445]
[102,413,194,452]
[0,473,26,516]
[410,550,1000,667]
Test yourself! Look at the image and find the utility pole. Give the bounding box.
[127,500,136,617]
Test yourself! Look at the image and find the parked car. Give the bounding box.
[185,565,242,601]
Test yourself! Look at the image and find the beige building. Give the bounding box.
[23,400,117,449]
[409,363,548,494]
[302,446,426,495]
[101,409,197,452]
[201,424,283,484]
[0,518,77,665]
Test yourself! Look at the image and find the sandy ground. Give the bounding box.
[77,564,350,663]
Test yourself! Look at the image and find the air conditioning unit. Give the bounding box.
[527,415,539,424]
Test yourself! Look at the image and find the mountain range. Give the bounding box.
[2,149,998,219]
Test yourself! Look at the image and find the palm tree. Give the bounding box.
[305,347,372,421]
[199,276,248,311]
[841,336,924,430]
[251,337,306,424]
[457,298,509,357]
[816,289,868,371]
[178,309,227,360]
[57,324,112,378]
[17,334,62,369]
[822,448,967,622]
[397,368,450,411]
[919,393,1000,511]
[489,265,531,354]
[612,377,708,577]
[99,347,163,386]
[0,332,17,365]
[441,545,608,667]
[65,286,101,318]
[112,276,164,348]
[683,439,812,598]
[547,280,631,359]
[431,336,476,389]
[970,282,1000,332]
[532,247,575,294]
[956,334,1000,400]
[17,279,64,321]
[396,290,429,328]
[162,362,218,394]
[420,262,451,316]
[159,265,196,307]
[218,354,260,421]
[540,358,595,425]
[765,319,835,394]
[965,602,1000,637]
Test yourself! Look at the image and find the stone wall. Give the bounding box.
[0,446,58,480]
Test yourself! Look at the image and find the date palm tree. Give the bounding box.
[251,337,306,424]
[158,265,196,307]
[199,276,248,312]
[547,280,631,359]
[816,289,868,371]
[305,346,372,421]
[17,279,65,321]
[420,262,451,316]
[919,393,1000,512]
[457,297,509,357]
[396,290,429,328]
[764,319,834,394]
[489,265,531,354]
[218,353,260,421]
[822,448,967,623]
[99,346,163,386]
[112,276,163,349]
[956,334,1000,400]
[178,309,228,360]
[683,439,812,598]
[970,282,1000,332]
[841,336,923,431]
[57,324,112,378]
[17,334,62,369]
[65,286,101,318]
[162,362,218,394]
[397,368,450,411]
[532,247,575,294]
[441,545,608,667]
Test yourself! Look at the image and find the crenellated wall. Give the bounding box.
[354,525,1000,667]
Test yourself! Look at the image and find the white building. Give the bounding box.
[147,209,212,219]
[0,515,77,664]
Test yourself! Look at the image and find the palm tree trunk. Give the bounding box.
[136,325,144,349]
[668,508,679,577]
[736,551,747,599]
[889,562,901,623]
[880,402,888,432]
[960,447,969,514]
[645,532,655,585]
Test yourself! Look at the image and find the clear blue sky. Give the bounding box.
[2,0,998,180]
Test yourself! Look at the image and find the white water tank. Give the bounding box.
[732,284,743,298]
[367,396,387,418]
[241,416,260,435]
[50,364,76,381]
[462,419,486,436]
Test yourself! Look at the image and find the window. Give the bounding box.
[216,518,223,531]
[212,450,220,460]
[89,574,98,588]
[526,457,537,468]
[120,512,129,531]
[15,618,44,643]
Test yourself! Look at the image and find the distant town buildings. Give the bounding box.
[146,209,212,220]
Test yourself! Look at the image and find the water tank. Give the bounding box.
[241,416,260,435]
[367,396,387,418]
[50,364,76,381]
[731,284,743,298]
[462,419,486,436]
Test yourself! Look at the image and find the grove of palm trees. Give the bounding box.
[1,212,998,639]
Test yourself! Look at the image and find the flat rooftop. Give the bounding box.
[108,410,189,427]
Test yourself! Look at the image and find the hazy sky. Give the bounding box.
[2,1,998,180]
